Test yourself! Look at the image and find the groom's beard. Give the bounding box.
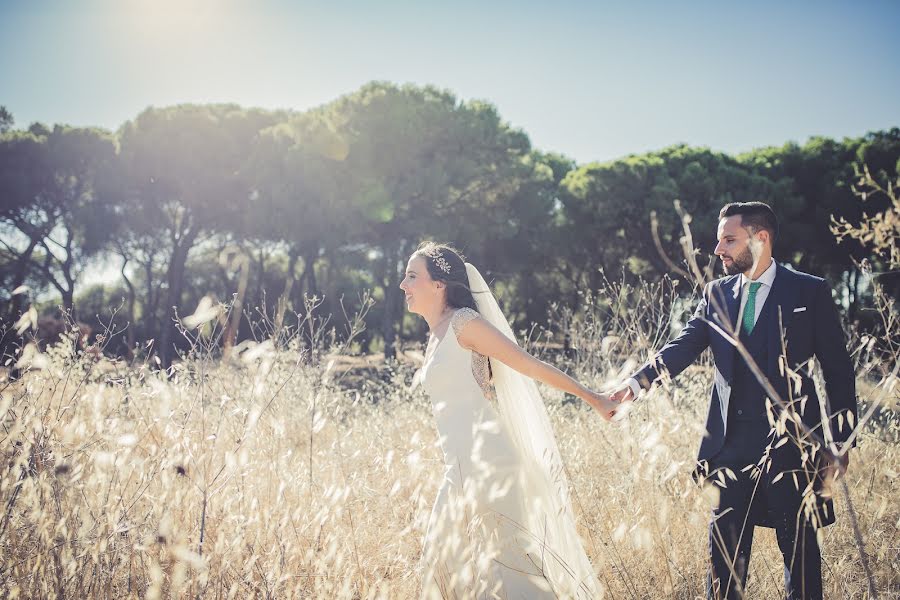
[722,245,754,275]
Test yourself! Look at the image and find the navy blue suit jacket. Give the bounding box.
[633,263,857,467]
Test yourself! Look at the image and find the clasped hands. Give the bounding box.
[581,384,636,421]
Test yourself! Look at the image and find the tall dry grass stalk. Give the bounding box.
[1,274,897,598]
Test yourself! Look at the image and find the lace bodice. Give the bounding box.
[450,308,496,400]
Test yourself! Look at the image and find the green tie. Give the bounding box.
[742,281,763,335]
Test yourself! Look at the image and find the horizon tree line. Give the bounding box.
[1,82,898,365]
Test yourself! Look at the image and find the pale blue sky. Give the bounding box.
[2,0,898,163]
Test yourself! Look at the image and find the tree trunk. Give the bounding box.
[158,231,197,367]
[291,259,305,322]
[255,247,267,314]
[4,237,40,324]
[143,255,158,345]
[223,253,249,358]
[61,224,77,320]
[381,243,406,360]
[303,251,318,299]
[120,256,137,360]
[273,248,300,346]
[41,259,73,319]
[61,288,74,319]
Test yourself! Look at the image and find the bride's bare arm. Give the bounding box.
[456,316,615,417]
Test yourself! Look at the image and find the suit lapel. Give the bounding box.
[710,275,742,383]
[709,275,742,436]
[727,275,742,332]
[766,263,793,377]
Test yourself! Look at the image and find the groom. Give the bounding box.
[611,202,857,600]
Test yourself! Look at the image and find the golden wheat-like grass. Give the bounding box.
[1,325,897,599]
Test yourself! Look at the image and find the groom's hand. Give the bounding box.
[823,448,850,480]
[820,447,850,497]
[610,385,635,404]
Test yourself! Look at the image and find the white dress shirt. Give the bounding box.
[737,259,777,334]
[625,259,778,400]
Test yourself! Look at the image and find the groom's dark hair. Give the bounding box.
[413,242,479,312]
[719,201,778,243]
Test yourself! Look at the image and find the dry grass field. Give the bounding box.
[1,289,897,599]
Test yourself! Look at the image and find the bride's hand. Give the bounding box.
[582,390,618,422]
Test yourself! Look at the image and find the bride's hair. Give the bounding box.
[413,242,479,312]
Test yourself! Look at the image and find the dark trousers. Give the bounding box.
[706,423,823,599]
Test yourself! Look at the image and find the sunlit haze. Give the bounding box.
[2,0,899,162]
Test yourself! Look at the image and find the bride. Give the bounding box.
[400,242,616,599]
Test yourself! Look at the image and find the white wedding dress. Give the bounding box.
[419,296,600,599]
